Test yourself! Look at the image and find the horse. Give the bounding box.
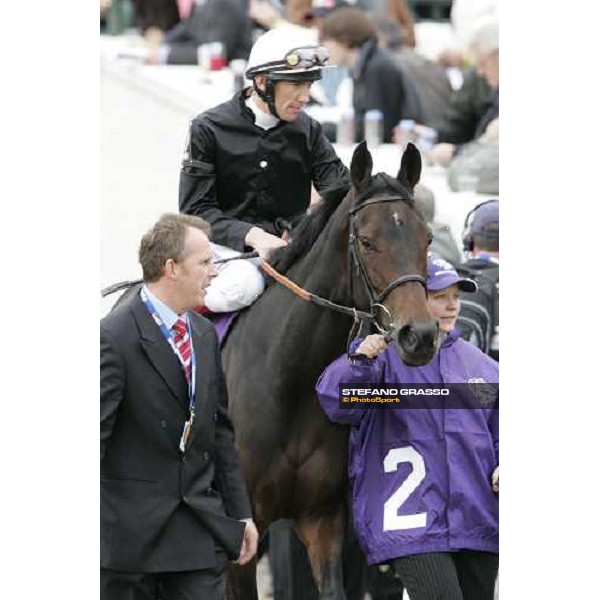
[223,141,439,599]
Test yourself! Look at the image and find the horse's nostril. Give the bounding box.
[398,326,418,352]
[405,331,418,348]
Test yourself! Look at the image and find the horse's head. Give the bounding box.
[348,141,438,366]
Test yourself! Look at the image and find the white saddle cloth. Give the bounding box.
[205,243,266,313]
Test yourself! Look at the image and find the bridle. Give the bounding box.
[348,196,428,335]
[259,195,428,339]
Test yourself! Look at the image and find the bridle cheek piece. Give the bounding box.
[349,196,428,336]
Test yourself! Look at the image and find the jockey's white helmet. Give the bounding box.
[245,28,330,82]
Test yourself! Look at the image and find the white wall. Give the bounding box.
[100,67,192,314]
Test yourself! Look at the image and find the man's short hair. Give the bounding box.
[468,17,499,56]
[320,7,377,49]
[139,213,211,282]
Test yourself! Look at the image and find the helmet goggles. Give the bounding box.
[246,45,330,78]
[284,46,329,69]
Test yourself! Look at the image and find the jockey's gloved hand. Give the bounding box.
[245,226,288,259]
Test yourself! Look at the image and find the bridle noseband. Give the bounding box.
[349,196,427,334]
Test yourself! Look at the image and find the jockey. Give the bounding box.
[316,257,499,600]
[179,27,349,313]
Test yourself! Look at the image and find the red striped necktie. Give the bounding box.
[172,317,192,383]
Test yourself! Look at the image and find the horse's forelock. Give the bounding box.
[354,173,415,208]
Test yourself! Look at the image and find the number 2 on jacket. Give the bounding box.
[383,446,427,531]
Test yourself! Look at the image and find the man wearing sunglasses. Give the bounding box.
[179,27,349,313]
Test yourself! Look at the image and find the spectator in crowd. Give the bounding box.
[100,213,258,600]
[426,17,499,166]
[374,0,416,47]
[287,0,416,47]
[372,15,453,127]
[446,115,498,194]
[100,0,112,30]
[419,66,492,146]
[248,0,289,31]
[145,0,252,64]
[316,256,499,600]
[319,7,426,143]
[179,27,349,312]
[131,0,180,34]
[414,184,462,266]
[305,0,353,107]
[101,0,137,34]
[100,0,113,18]
[437,0,498,68]
[456,199,499,361]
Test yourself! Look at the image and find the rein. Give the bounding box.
[260,261,374,322]
[261,195,427,337]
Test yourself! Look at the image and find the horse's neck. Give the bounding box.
[288,197,354,301]
[273,197,368,364]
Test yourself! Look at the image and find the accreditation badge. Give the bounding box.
[179,419,192,453]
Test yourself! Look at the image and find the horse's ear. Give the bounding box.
[350,141,373,193]
[397,142,422,192]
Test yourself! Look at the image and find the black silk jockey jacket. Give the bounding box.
[179,89,350,251]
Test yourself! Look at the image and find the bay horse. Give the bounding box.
[224,142,438,599]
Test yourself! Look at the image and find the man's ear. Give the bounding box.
[164,259,177,280]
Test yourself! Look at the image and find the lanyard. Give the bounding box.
[140,288,197,452]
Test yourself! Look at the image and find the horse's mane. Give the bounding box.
[268,173,414,275]
[268,181,350,274]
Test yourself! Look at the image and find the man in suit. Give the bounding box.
[101,213,258,599]
[145,0,253,65]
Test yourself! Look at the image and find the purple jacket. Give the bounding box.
[316,331,499,565]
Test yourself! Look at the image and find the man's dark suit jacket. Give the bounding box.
[100,289,251,572]
[353,40,427,144]
[164,0,252,64]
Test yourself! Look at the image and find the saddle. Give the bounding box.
[202,309,239,346]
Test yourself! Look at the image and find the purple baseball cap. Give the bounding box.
[471,200,499,237]
[427,257,477,293]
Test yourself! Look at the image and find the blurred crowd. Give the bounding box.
[101,0,498,194]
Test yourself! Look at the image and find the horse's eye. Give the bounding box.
[427,231,433,246]
[360,237,376,252]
